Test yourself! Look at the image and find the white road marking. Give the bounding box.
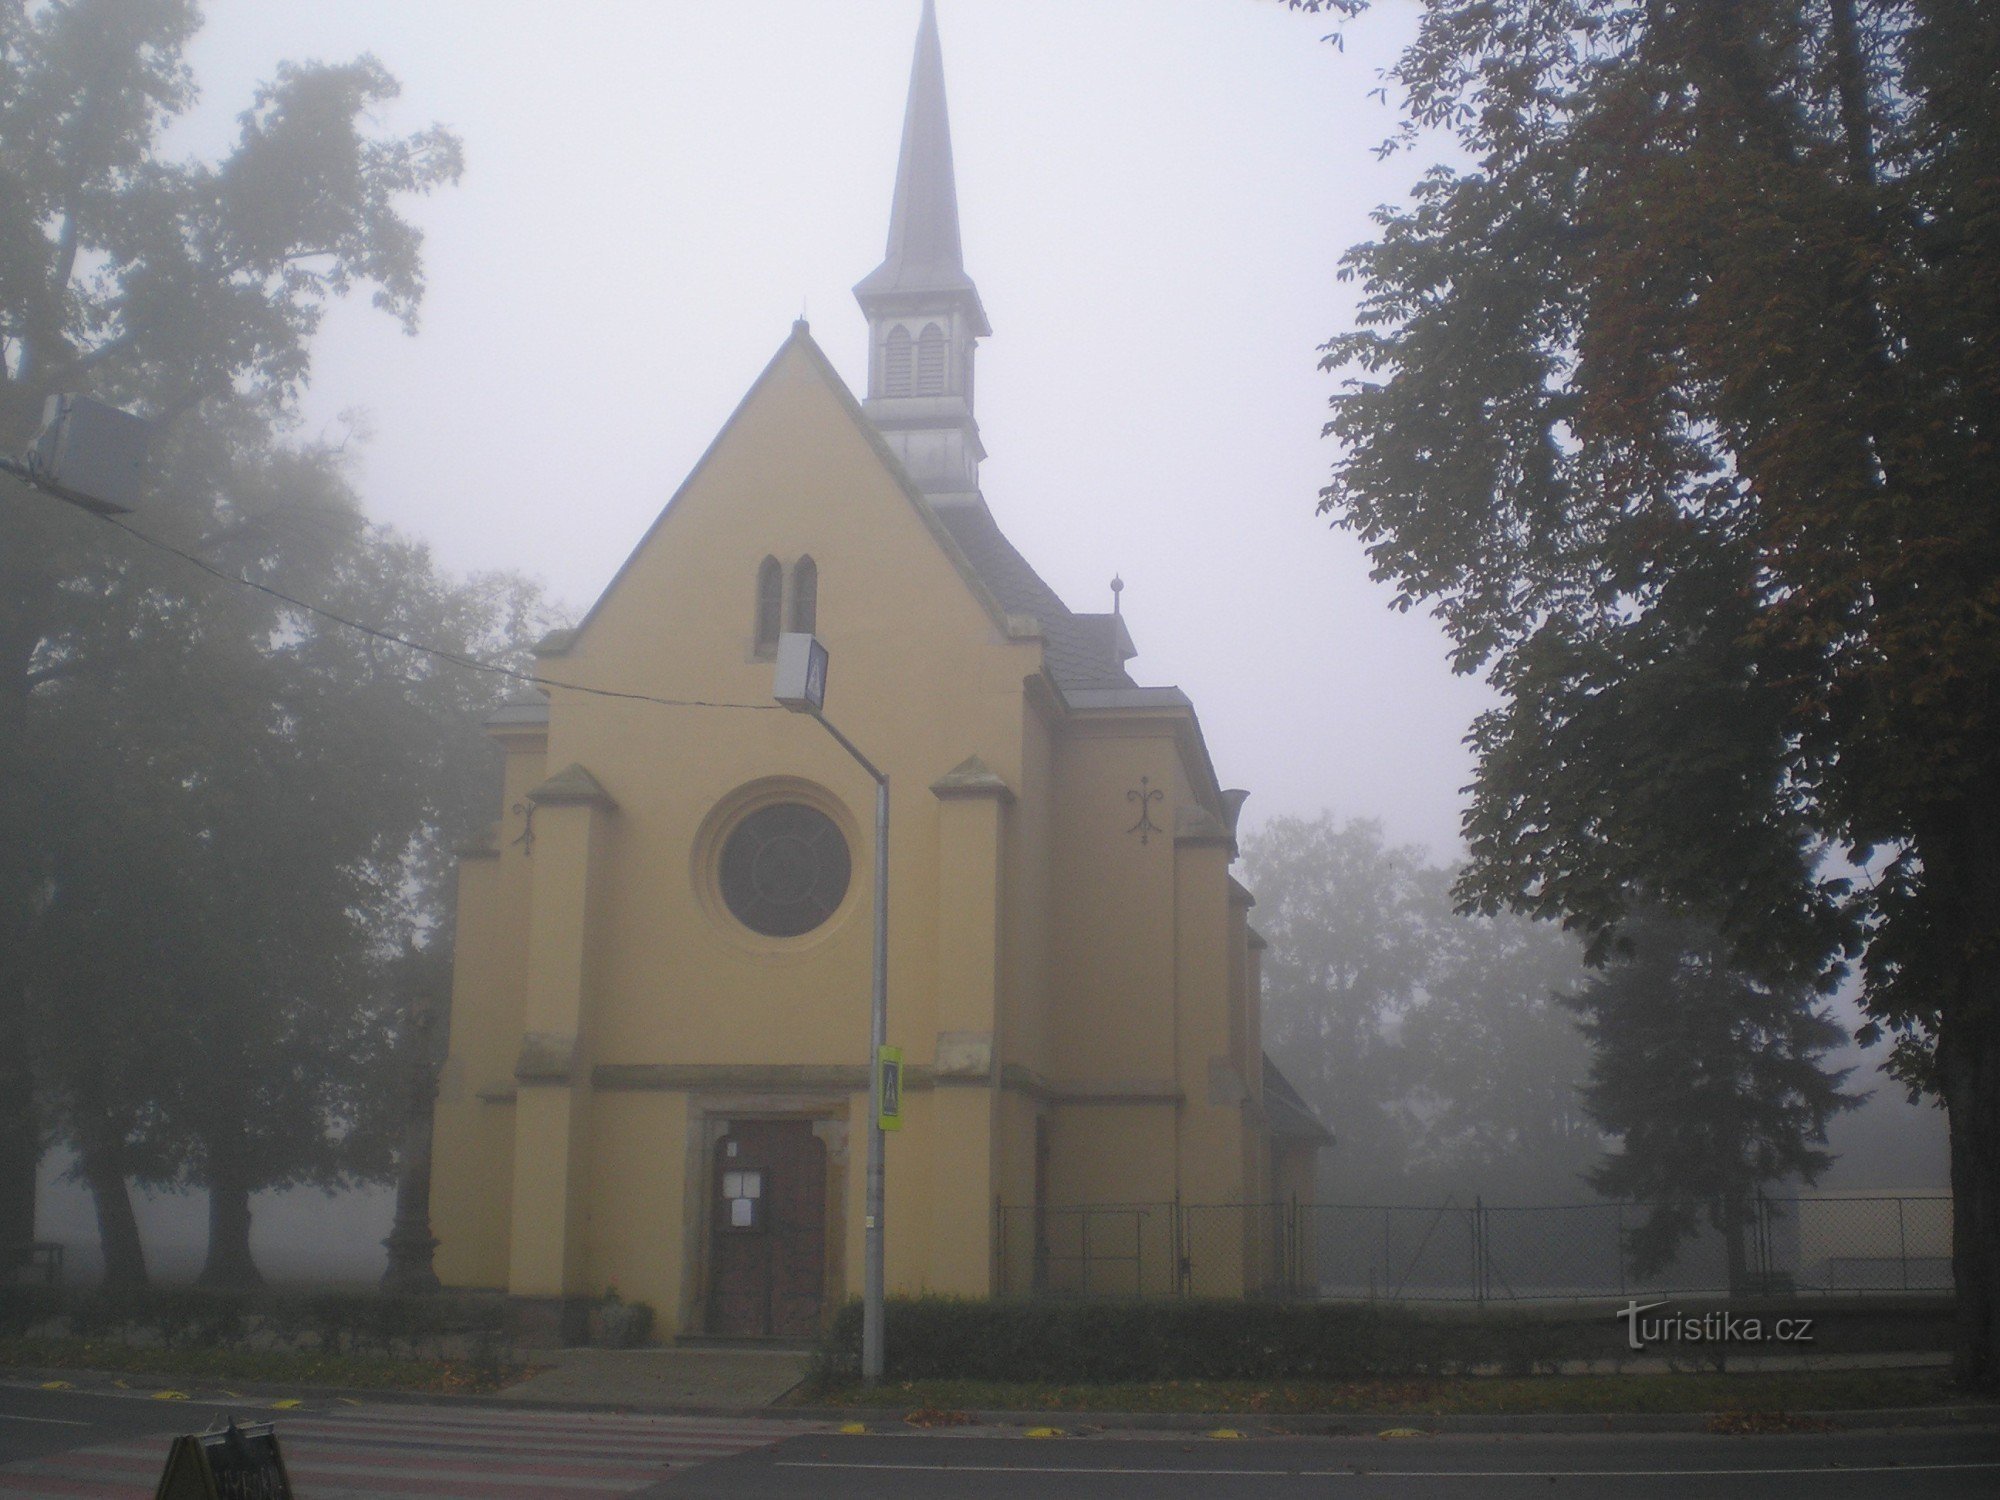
[777,1457,2000,1480]
[0,1415,90,1427]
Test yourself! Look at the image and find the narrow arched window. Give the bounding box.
[790,555,818,635]
[884,325,913,396]
[754,556,783,655]
[916,322,947,394]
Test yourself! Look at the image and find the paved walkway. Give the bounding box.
[501,1346,813,1410]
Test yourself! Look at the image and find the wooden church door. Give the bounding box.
[708,1120,827,1337]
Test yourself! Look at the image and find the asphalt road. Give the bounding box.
[0,1383,185,1465]
[658,1425,2000,1499]
[0,1382,810,1496]
[6,1383,1999,1500]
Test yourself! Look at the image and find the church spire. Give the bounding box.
[855,0,989,334]
[855,0,989,506]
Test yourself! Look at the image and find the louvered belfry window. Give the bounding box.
[884,325,914,396]
[916,322,947,394]
[754,556,783,655]
[790,555,818,634]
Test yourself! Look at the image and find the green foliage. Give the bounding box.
[1289,0,2000,1380]
[803,1368,1954,1416]
[0,0,551,1286]
[1566,911,1861,1277]
[0,1335,524,1393]
[1242,814,1595,1201]
[0,1283,62,1337]
[0,1282,510,1360]
[815,1296,1605,1384]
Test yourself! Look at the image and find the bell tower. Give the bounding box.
[854,0,990,508]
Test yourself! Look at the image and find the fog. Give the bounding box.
[27,0,1945,1280]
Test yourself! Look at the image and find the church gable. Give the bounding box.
[547,322,1012,700]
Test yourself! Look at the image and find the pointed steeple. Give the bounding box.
[855,0,989,334]
[855,0,989,506]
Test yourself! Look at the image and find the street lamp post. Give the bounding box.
[1,394,150,515]
[774,632,888,1385]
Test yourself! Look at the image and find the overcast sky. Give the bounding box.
[163,0,1490,859]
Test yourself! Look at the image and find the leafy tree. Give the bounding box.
[1565,911,1861,1287]
[1398,906,1598,1202]
[1243,814,1441,1197]
[1292,0,2000,1382]
[0,0,475,1278]
[1243,814,1594,1202]
[17,431,549,1286]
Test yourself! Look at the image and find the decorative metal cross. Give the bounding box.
[1126,776,1163,845]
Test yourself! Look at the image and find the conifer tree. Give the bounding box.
[1564,911,1860,1288]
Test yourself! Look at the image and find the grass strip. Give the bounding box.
[0,1337,529,1395]
[799,1369,1959,1417]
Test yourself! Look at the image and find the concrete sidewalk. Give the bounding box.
[500,1345,813,1410]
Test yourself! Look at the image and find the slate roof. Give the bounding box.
[1263,1054,1335,1145]
[934,501,1135,692]
[485,688,550,728]
[852,0,990,335]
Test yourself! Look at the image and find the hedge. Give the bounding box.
[0,1284,511,1357]
[815,1297,1607,1383]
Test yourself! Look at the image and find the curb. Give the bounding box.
[0,1367,785,1422]
[786,1403,2000,1436]
[9,1365,1997,1437]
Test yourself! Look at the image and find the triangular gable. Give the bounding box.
[549,321,1011,657]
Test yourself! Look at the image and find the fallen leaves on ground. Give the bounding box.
[1706,1411,1840,1436]
[903,1407,977,1428]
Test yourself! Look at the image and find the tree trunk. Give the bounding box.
[0,989,37,1260]
[196,1130,263,1290]
[74,1127,146,1289]
[1720,1192,1749,1295]
[381,996,442,1294]
[1919,785,2000,1390]
[0,506,54,1258]
[1939,990,2000,1389]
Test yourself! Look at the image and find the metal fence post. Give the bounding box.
[1173,1193,1187,1296]
[1754,1187,1768,1289]
[1898,1197,1909,1292]
[1472,1196,1486,1307]
[1289,1195,1302,1297]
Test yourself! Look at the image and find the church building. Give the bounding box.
[428,0,1328,1337]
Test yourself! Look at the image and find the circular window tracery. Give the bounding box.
[717,802,852,938]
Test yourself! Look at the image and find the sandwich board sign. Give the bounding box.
[153,1418,294,1500]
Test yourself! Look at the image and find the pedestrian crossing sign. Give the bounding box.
[877,1045,904,1131]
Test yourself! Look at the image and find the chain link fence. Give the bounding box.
[995,1193,1952,1301]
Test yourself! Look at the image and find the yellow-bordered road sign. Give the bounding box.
[877,1045,904,1131]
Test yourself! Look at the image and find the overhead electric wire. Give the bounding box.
[88,510,782,714]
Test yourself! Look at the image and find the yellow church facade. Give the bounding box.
[428,1,1325,1338]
